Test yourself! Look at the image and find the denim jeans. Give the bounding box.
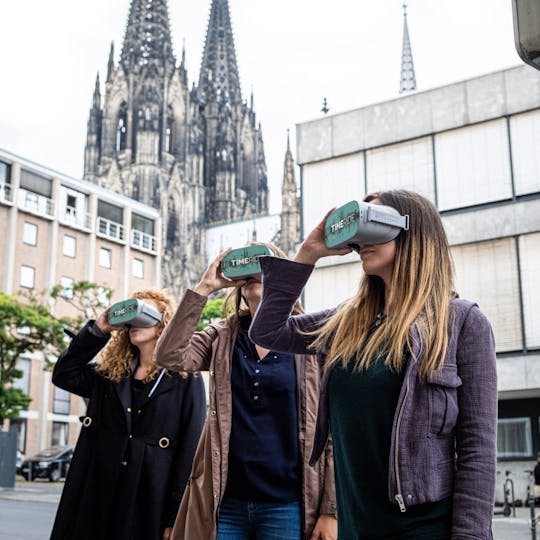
[216,497,302,540]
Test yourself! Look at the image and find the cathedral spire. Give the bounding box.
[107,42,115,82]
[279,129,300,257]
[93,73,101,108]
[120,0,175,75]
[399,1,417,94]
[198,0,242,104]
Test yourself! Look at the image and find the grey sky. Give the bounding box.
[0,0,520,214]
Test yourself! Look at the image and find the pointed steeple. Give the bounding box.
[280,129,300,257]
[107,42,115,82]
[93,73,101,108]
[120,0,175,75]
[199,0,242,104]
[399,1,416,93]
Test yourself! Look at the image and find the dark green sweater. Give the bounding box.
[328,356,452,540]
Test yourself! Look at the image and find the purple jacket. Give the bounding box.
[249,256,497,540]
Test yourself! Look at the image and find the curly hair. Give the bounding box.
[95,289,175,383]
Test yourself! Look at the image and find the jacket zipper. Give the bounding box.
[394,372,410,513]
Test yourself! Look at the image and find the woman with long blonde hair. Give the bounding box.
[250,190,497,540]
[51,289,206,540]
[154,243,337,540]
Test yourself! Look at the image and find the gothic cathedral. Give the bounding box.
[83,0,269,293]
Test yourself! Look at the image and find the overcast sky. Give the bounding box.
[0,0,521,214]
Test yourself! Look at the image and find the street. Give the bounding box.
[0,479,538,539]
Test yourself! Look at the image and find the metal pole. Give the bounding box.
[530,493,537,540]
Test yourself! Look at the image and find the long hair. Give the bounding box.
[96,289,174,382]
[311,190,454,379]
[223,243,304,320]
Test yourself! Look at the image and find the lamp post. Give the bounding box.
[512,0,540,70]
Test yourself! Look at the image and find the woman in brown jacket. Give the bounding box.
[154,245,337,540]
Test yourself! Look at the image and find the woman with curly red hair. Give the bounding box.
[50,289,206,540]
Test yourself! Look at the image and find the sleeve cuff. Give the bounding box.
[89,322,110,338]
[259,256,314,295]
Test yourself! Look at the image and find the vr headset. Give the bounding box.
[221,245,274,281]
[108,298,163,328]
[325,200,409,250]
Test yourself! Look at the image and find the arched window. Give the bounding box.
[116,104,128,151]
[164,108,174,154]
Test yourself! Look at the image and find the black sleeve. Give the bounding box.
[52,321,110,398]
[164,373,206,527]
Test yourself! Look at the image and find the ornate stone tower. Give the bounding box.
[198,0,268,222]
[83,0,268,293]
[278,131,300,258]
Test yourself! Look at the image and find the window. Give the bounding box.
[51,422,69,446]
[22,222,37,246]
[20,265,35,289]
[62,235,76,258]
[59,186,89,228]
[509,109,540,195]
[98,247,112,268]
[435,119,512,211]
[132,258,144,278]
[132,213,155,236]
[452,238,522,352]
[116,104,128,151]
[0,160,10,184]
[98,200,123,224]
[12,357,31,395]
[20,169,52,197]
[59,277,74,299]
[303,154,366,235]
[97,287,110,307]
[53,387,70,415]
[366,137,435,202]
[10,418,27,453]
[519,233,540,349]
[497,417,533,458]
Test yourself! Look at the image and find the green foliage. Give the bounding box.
[0,291,67,422]
[197,299,225,331]
[0,281,113,423]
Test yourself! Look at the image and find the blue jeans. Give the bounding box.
[216,497,302,540]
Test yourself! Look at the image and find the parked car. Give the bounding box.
[20,445,74,482]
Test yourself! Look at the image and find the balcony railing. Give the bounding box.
[59,205,93,231]
[131,229,157,253]
[17,188,55,218]
[96,217,125,243]
[0,182,14,205]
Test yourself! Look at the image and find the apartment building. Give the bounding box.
[0,148,161,457]
[295,64,540,499]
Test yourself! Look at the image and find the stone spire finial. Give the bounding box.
[107,42,115,82]
[399,1,417,93]
[120,0,175,75]
[198,0,242,104]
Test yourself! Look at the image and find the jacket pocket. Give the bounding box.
[427,364,462,437]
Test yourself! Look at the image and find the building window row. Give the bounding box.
[302,109,540,234]
[451,232,540,354]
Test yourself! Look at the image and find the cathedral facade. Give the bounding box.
[83,0,269,292]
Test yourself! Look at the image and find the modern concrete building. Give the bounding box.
[0,147,161,458]
[295,64,540,500]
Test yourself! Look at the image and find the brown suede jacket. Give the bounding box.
[154,289,336,540]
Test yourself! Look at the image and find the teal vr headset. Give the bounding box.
[221,245,273,281]
[108,299,163,328]
[325,200,409,250]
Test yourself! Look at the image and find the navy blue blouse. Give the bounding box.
[224,317,301,503]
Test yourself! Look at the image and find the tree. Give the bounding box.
[197,298,225,331]
[0,292,67,423]
[0,281,113,424]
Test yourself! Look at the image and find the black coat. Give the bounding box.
[50,322,206,540]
